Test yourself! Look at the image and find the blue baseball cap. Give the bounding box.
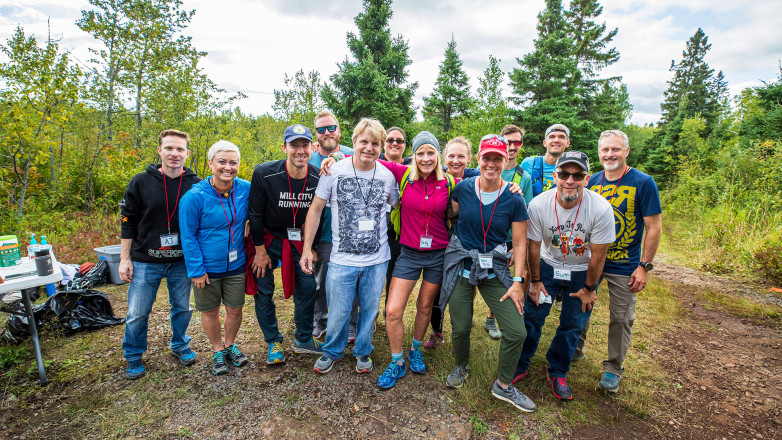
[284,124,313,143]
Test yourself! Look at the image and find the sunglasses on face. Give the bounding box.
[507,140,522,147]
[387,138,405,144]
[315,125,337,134]
[556,171,587,181]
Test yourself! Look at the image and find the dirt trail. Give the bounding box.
[2,260,780,439]
[574,261,781,439]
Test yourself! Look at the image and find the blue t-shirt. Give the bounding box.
[521,156,556,196]
[309,145,354,243]
[452,177,528,253]
[588,168,661,276]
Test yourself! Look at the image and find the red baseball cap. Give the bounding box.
[478,135,508,159]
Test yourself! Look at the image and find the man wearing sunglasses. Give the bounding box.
[521,124,571,198]
[512,151,614,401]
[574,130,661,394]
[308,111,358,343]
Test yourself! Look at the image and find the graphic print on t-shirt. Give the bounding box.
[549,221,589,257]
[590,184,637,264]
[336,175,385,255]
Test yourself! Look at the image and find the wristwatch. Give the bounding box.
[512,276,524,283]
[583,283,597,292]
[639,262,654,271]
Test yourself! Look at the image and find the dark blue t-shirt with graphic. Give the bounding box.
[588,168,661,276]
[452,177,529,253]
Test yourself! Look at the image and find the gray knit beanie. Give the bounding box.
[411,131,440,154]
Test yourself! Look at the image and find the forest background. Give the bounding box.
[1,0,781,284]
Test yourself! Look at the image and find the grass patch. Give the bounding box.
[696,287,782,328]
[417,275,683,434]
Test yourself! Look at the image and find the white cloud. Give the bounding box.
[1,0,780,126]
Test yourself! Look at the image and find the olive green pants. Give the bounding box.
[449,276,526,384]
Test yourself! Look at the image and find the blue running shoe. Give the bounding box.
[211,350,229,375]
[599,372,621,393]
[293,337,323,355]
[267,341,285,365]
[377,361,406,389]
[408,349,425,374]
[125,360,146,380]
[171,348,197,366]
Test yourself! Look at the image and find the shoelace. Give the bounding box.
[228,345,242,356]
[270,343,282,353]
[381,363,403,378]
[555,377,568,387]
[604,372,617,381]
[214,351,227,363]
[410,350,423,363]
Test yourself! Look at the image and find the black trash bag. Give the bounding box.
[2,289,124,344]
[48,289,125,334]
[66,260,109,291]
[1,301,53,344]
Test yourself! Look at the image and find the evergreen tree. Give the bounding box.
[449,55,511,155]
[645,28,729,180]
[565,0,630,134]
[322,0,417,129]
[509,0,591,152]
[423,36,472,135]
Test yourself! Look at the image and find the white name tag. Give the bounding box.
[478,254,493,269]
[160,233,179,247]
[553,268,571,281]
[228,250,238,262]
[358,218,374,231]
[287,228,302,241]
[419,235,433,249]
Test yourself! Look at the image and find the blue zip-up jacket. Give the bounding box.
[179,177,250,278]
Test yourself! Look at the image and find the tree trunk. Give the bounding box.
[16,156,30,217]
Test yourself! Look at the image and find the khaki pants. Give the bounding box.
[576,272,637,375]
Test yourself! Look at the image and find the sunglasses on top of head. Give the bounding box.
[315,125,338,134]
[480,134,507,143]
[556,171,587,181]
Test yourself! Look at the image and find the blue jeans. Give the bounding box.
[254,239,315,343]
[122,260,193,362]
[322,261,388,360]
[516,259,592,378]
[312,242,358,331]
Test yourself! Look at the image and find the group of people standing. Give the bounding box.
[118,112,661,412]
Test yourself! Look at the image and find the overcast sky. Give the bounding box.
[1,0,780,125]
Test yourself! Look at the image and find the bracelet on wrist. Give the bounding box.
[530,279,542,283]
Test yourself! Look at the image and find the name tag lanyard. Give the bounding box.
[286,162,308,227]
[597,165,629,202]
[352,159,377,220]
[553,193,583,261]
[478,178,503,253]
[162,169,184,234]
[213,181,238,250]
[421,178,437,238]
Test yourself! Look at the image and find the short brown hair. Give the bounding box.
[314,110,339,128]
[500,124,525,141]
[159,129,190,146]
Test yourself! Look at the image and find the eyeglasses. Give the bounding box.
[481,134,507,143]
[556,171,587,181]
[387,138,405,144]
[315,125,337,134]
[507,140,522,147]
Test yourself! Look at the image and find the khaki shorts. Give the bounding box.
[193,273,246,312]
